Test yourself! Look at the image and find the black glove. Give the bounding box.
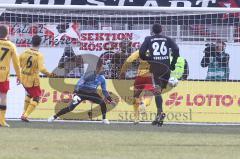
[170,64,176,71]
[106,96,113,103]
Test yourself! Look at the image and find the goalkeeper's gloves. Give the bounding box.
[105,96,113,103]
[72,93,81,105]
[105,96,116,106]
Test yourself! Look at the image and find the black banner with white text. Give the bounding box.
[0,0,238,8]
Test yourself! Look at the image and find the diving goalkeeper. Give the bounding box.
[48,59,114,124]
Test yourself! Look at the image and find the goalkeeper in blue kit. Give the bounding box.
[48,60,114,124]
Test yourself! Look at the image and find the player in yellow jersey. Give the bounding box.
[0,25,21,127]
[19,35,54,122]
[120,50,154,124]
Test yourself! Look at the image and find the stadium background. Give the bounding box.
[2,0,240,123]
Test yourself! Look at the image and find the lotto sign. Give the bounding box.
[18,78,240,123]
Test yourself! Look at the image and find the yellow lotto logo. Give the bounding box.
[31,79,240,123]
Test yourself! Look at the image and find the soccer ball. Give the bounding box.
[168,77,179,87]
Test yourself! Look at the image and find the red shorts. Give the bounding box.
[25,86,42,98]
[0,81,9,94]
[134,76,154,91]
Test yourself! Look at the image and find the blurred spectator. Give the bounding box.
[58,46,84,77]
[201,40,230,80]
[170,55,189,80]
[58,46,76,68]
[110,40,134,79]
[99,50,115,79]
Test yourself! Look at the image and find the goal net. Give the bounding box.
[3,4,240,123]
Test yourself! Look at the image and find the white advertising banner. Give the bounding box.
[4,21,240,80]
[11,43,240,80]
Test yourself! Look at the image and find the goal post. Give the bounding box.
[2,4,240,123]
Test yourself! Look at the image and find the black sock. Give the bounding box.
[100,102,107,119]
[55,107,71,118]
[55,102,77,118]
[155,95,163,115]
[102,114,106,120]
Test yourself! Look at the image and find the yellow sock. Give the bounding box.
[144,97,152,107]
[133,98,140,121]
[24,101,38,118]
[23,96,31,115]
[0,110,6,126]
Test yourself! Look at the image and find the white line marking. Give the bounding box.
[6,119,240,126]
